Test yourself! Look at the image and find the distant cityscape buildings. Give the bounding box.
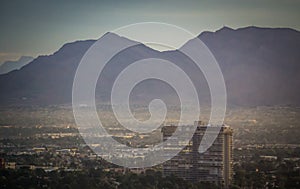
[162,121,233,188]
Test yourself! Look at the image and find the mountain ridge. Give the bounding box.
[0,26,299,106]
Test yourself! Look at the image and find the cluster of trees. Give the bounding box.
[233,161,300,188]
[1,157,300,188]
[0,168,218,189]
[233,148,300,188]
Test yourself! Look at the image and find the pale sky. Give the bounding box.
[0,0,300,63]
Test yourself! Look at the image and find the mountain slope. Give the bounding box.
[0,40,95,104]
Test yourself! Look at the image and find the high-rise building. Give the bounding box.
[162,121,233,188]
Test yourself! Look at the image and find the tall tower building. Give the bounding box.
[223,125,233,188]
[162,121,233,188]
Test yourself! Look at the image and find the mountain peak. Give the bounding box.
[217,26,235,32]
[100,32,141,45]
[198,26,235,38]
[102,31,121,38]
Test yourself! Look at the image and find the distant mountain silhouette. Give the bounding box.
[0,56,33,75]
[0,27,299,106]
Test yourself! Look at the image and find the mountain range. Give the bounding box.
[0,26,299,106]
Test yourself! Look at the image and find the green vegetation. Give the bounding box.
[0,169,218,189]
[233,148,300,188]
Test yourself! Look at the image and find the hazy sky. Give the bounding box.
[0,0,299,63]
